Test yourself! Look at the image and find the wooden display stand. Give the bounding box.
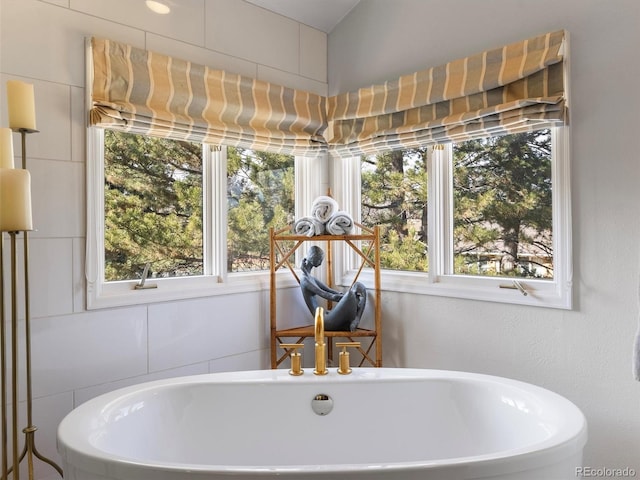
[270,223,381,369]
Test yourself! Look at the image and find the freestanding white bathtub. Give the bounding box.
[57,368,587,480]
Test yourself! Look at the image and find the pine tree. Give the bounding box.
[226,147,295,271]
[104,131,203,281]
[361,130,553,277]
[453,130,552,277]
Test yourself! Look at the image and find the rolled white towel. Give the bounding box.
[293,216,325,237]
[326,211,354,235]
[311,195,339,223]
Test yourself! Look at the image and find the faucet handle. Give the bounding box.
[336,342,361,375]
[280,343,304,376]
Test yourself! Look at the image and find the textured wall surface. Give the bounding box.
[0,1,325,477]
[330,0,640,470]
[2,0,640,477]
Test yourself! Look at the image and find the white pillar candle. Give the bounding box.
[6,80,37,131]
[0,128,14,169]
[0,168,33,231]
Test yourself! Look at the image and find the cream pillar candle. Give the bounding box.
[6,80,37,131]
[0,127,14,169]
[0,168,33,231]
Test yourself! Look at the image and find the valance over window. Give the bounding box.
[89,30,567,157]
[89,37,328,155]
[326,30,567,155]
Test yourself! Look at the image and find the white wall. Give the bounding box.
[330,0,640,471]
[3,0,640,476]
[0,0,327,478]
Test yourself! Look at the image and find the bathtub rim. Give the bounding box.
[57,368,588,479]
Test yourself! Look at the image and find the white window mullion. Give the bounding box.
[442,144,455,276]
[428,144,454,281]
[551,126,573,308]
[208,146,227,282]
[334,155,363,279]
[85,127,105,294]
[293,153,330,272]
[295,153,329,221]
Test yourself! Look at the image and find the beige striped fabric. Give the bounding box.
[325,30,567,156]
[89,31,566,157]
[90,37,328,155]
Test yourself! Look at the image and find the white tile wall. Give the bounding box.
[71,237,85,313]
[257,64,328,96]
[210,349,269,372]
[300,25,327,82]
[40,0,68,6]
[29,238,75,318]
[146,33,258,78]
[0,0,145,86]
[148,292,262,372]
[31,307,148,397]
[0,237,73,320]
[69,86,85,164]
[70,0,206,46]
[0,75,72,162]
[29,159,84,238]
[205,0,300,75]
[0,1,328,477]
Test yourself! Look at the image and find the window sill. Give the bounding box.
[86,271,299,310]
[87,267,571,311]
[341,269,572,310]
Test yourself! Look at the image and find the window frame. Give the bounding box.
[335,126,572,309]
[85,128,305,309]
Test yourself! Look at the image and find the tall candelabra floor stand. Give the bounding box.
[1,129,63,480]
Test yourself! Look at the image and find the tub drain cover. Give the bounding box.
[311,394,333,415]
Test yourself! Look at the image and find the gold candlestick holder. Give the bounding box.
[1,128,62,480]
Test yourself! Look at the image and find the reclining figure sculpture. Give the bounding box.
[299,246,367,332]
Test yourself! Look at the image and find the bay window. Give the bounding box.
[86,30,571,308]
[87,128,298,309]
[349,126,571,308]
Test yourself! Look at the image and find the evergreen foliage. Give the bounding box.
[226,147,295,271]
[104,131,203,281]
[104,128,551,282]
[361,130,553,278]
[104,133,295,280]
[453,130,552,277]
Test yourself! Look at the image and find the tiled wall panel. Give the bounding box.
[70,0,206,46]
[146,33,258,78]
[148,293,262,372]
[205,0,299,74]
[30,307,148,397]
[29,238,76,318]
[300,24,327,82]
[0,2,328,477]
[29,159,84,238]
[0,0,145,86]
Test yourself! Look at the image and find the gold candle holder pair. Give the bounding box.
[1,128,62,480]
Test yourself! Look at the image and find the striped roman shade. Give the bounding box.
[89,37,328,155]
[325,30,567,156]
[89,30,567,157]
